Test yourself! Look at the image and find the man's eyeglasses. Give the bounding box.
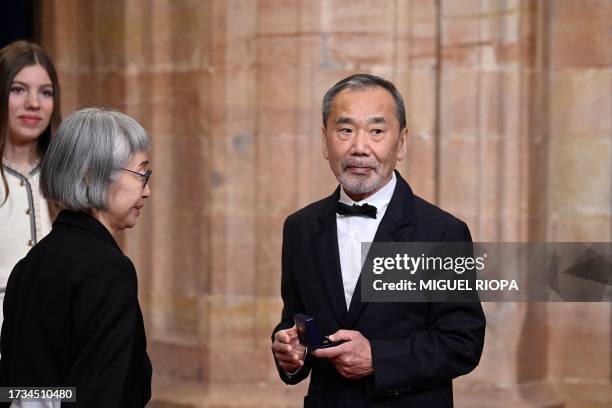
[121,168,152,187]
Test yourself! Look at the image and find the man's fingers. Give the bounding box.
[278,359,303,372]
[312,343,346,359]
[328,329,355,343]
[276,344,305,372]
[274,326,298,344]
[272,325,308,374]
[275,351,301,363]
[273,339,305,362]
[272,342,294,354]
[274,331,291,344]
[272,346,295,359]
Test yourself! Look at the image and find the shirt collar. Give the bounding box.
[339,172,397,215]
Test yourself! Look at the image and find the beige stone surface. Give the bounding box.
[38,0,611,406]
[549,70,611,139]
[549,0,612,69]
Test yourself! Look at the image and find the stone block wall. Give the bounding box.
[39,1,610,406]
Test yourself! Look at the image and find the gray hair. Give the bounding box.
[322,73,407,131]
[41,108,150,211]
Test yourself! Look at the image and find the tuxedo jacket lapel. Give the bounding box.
[313,187,348,326]
[345,171,416,328]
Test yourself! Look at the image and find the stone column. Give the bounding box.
[544,0,611,405]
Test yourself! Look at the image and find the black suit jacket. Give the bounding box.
[273,172,486,407]
[0,210,152,407]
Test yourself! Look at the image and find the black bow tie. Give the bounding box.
[336,202,377,219]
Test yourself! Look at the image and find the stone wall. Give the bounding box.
[39,1,611,406]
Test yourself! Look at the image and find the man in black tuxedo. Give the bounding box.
[271,74,485,407]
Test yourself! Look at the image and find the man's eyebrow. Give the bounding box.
[335,116,355,125]
[367,117,387,124]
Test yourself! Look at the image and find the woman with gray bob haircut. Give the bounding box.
[41,107,150,213]
[0,108,153,407]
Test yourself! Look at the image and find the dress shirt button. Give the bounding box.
[19,180,25,186]
[25,208,31,215]
[27,240,33,246]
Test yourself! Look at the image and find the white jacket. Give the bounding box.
[0,163,52,325]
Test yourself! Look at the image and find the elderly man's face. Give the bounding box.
[322,87,407,201]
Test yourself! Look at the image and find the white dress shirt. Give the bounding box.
[337,172,396,308]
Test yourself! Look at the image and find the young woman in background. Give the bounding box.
[0,40,61,327]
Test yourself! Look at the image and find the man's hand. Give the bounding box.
[312,330,373,379]
[272,326,307,374]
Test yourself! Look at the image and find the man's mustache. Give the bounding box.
[341,159,379,171]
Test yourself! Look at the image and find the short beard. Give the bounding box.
[337,158,385,198]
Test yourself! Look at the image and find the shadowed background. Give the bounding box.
[23,0,612,406]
